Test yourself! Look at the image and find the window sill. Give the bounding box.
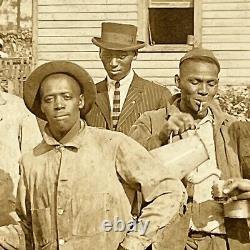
[140,44,193,53]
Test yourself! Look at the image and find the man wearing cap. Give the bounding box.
[85,22,172,135]
[129,48,250,249]
[0,38,8,58]
[0,60,185,250]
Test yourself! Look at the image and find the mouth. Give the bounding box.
[110,70,121,74]
[194,100,207,112]
[54,114,69,120]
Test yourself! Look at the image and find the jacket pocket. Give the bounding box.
[31,207,52,248]
[71,193,110,236]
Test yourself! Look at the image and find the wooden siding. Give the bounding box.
[36,0,250,86]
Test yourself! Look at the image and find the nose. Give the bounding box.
[110,57,119,67]
[54,96,65,110]
[198,82,208,96]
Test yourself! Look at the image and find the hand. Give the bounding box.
[223,178,250,201]
[0,226,19,250]
[159,113,196,143]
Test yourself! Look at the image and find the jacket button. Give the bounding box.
[59,239,65,245]
[58,209,64,215]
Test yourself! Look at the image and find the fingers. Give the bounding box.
[223,178,250,195]
[159,113,196,143]
[223,179,239,194]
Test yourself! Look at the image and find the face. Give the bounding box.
[99,48,135,81]
[176,59,219,119]
[40,73,84,137]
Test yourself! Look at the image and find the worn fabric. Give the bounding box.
[187,113,225,234]
[85,72,172,135]
[9,120,186,250]
[129,98,250,249]
[185,234,228,250]
[0,92,42,226]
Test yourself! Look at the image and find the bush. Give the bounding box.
[216,86,249,121]
[0,29,32,57]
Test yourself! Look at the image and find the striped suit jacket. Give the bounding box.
[85,73,172,135]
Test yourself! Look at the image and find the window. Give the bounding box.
[138,0,202,52]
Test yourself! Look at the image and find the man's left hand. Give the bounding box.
[223,178,250,201]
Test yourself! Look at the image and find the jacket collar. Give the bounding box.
[34,120,87,156]
[95,73,145,130]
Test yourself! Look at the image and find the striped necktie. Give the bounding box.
[112,81,120,130]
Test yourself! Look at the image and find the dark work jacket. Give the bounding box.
[129,98,250,249]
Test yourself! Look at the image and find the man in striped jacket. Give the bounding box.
[85,22,172,135]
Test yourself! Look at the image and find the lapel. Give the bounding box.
[209,102,241,178]
[95,79,112,129]
[117,74,144,129]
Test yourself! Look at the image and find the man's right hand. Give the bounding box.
[158,112,196,144]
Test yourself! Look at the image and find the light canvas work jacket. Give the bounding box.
[12,121,185,250]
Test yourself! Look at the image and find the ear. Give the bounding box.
[40,101,45,113]
[79,94,85,109]
[175,74,181,89]
[133,50,138,60]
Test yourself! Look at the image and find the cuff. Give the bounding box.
[120,234,151,250]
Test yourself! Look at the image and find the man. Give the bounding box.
[0,90,41,226]
[0,61,185,250]
[228,121,250,179]
[0,38,8,58]
[85,22,172,135]
[129,48,250,249]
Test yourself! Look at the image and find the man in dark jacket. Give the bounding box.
[129,47,250,249]
[85,22,172,135]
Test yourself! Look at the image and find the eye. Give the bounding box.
[189,79,199,85]
[44,96,54,103]
[119,54,127,60]
[63,94,72,100]
[208,80,218,87]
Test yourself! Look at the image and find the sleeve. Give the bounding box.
[159,86,172,106]
[15,161,34,249]
[129,112,164,151]
[116,135,186,250]
[0,162,32,250]
[19,111,42,154]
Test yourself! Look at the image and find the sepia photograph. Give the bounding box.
[0,0,250,249]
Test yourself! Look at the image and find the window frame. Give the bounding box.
[137,0,202,52]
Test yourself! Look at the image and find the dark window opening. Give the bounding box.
[149,8,194,45]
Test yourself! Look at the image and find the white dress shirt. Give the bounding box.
[107,70,134,112]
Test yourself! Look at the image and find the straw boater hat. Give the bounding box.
[92,22,145,51]
[24,61,96,121]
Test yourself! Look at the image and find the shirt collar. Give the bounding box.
[42,119,86,149]
[197,108,214,126]
[107,69,134,88]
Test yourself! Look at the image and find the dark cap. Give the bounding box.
[179,47,220,71]
[24,61,96,121]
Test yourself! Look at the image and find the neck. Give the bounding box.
[179,100,208,122]
[48,120,81,142]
